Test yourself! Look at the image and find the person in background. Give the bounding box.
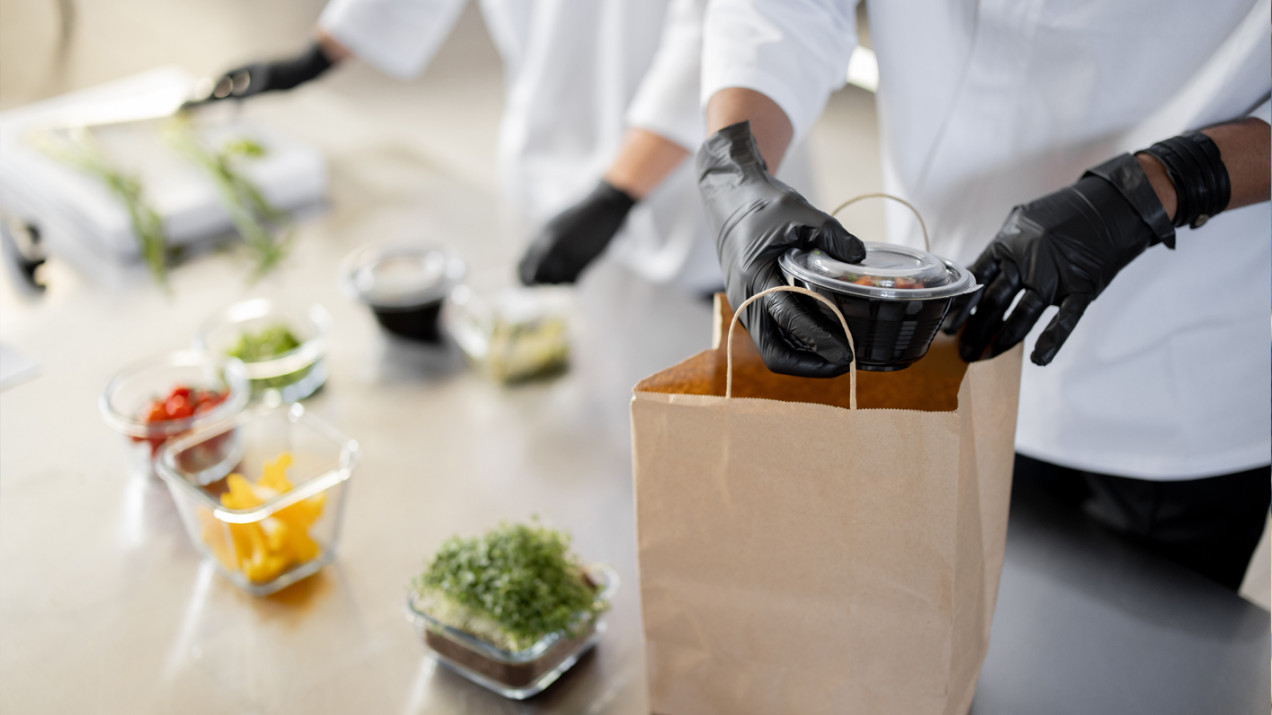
[695,0,1271,589]
[514,0,716,291]
[202,0,692,284]
[515,0,817,294]
[206,0,798,296]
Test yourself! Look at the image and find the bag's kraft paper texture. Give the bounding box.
[631,296,1021,714]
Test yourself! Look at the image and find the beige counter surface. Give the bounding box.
[0,121,716,712]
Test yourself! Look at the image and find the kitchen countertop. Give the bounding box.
[1,137,1267,715]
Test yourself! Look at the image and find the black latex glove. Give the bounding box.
[697,121,866,377]
[208,41,336,102]
[518,180,635,285]
[945,153,1175,366]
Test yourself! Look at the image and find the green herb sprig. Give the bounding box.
[164,119,290,282]
[33,130,170,288]
[415,520,602,651]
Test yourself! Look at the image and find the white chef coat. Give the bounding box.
[319,0,665,246]
[616,0,815,290]
[318,0,732,291]
[702,0,1272,479]
[320,0,812,292]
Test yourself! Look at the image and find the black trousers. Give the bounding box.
[1014,454,1271,590]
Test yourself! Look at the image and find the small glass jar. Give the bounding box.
[156,403,360,596]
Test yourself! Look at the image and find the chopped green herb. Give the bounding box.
[414,520,602,651]
[228,324,301,362]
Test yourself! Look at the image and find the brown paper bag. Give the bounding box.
[631,288,1022,715]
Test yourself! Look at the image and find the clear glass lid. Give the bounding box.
[342,241,466,308]
[779,242,976,300]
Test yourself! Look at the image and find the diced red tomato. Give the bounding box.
[131,384,229,455]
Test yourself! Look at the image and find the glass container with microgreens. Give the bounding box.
[156,402,359,596]
[195,298,330,402]
[405,521,617,699]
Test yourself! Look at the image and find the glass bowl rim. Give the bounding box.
[98,351,250,438]
[340,239,467,310]
[154,402,360,523]
[193,298,332,368]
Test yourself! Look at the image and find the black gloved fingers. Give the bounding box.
[986,289,1047,359]
[765,289,854,367]
[517,180,635,286]
[944,247,1000,334]
[749,303,852,378]
[517,242,552,285]
[967,247,1002,288]
[1031,294,1090,366]
[958,263,1020,362]
[519,231,573,285]
[212,42,335,101]
[808,218,866,264]
[941,289,980,335]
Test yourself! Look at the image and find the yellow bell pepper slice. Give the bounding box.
[205,451,327,585]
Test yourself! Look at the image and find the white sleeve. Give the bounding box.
[319,0,468,79]
[1246,96,1271,125]
[625,0,708,151]
[701,0,859,142]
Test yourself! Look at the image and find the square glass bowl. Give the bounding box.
[195,298,331,402]
[444,281,573,384]
[99,351,250,476]
[405,564,618,700]
[156,403,359,596]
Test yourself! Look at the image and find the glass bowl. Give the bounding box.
[443,278,573,384]
[156,403,360,596]
[194,298,330,402]
[99,351,249,476]
[405,563,618,700]
[341,240,466,343]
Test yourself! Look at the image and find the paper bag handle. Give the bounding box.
[726,285,858,409]
[831,193,930,252]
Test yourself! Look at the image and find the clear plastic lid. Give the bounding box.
[342,241,466,309]
[779,242,976,300]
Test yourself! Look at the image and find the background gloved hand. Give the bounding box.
[207,41,336,102]
[945,153,1177,366]
[518,180,635,285]
[697,121,866,377]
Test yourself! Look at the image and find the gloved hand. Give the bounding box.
[207,41,336,102]
[945,153,1177,366]
[518,180,635,285]
[697,121,866,377]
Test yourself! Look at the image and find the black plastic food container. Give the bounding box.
[779,243,980,371]
[342,242,465,343]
